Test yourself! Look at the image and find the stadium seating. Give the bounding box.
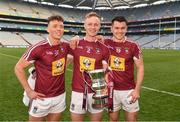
[20,33,45,45]
[1,0,180,21]
[0,0,180,49]
[0,32,29,47]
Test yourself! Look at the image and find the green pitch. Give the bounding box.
[0,48,180,121]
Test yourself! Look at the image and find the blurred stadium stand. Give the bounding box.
[0,0,180,49]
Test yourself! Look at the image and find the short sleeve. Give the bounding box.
[22,45,41,63]
[132,43,142,59]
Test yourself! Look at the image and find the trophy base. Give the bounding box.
[92,98,108,109]
[92,104,107,109]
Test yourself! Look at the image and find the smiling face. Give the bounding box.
[111,21,127,41]
[47,20,64,41]
[84,16,101,37]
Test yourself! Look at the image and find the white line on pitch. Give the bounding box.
[67,69,72,72]
[1,52,180,97]
[142,86,180,97]
[0,52,19,59]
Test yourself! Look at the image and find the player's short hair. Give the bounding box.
[85,12,101,20]
[112,16,128,25]
[47,15,64,24]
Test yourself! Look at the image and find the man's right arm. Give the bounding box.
[14,57,45,100]
[15,57,32,92]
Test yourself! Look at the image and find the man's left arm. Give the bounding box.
[131,55,144,103]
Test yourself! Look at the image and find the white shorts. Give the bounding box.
[113,89,139,112]
[29,92,66,117]
[70,91,103,114]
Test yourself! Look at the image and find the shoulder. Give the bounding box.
[76,39,86,47]
[96,41,109,53]
[27,40,48,53]
[79,39,85,44]
[126,38,140,47]
[61,41,70,47]
[126,38,142,53]
[104,38,113,45]
[23,40,48,59]
[126,38,137,45]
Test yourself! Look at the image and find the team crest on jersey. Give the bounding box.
[80,56,95,71]
[96,48,101,54]
[110,55,125,71]
[115,47,121,53]
[125,48,129,54]
[52,58,65,76]
[59,47,64,52]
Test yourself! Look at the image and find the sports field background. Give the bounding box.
[0,48,180,121]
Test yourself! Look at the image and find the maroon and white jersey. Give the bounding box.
[105,38,142,90]
[70,39,109,93]
[23,39,70,97]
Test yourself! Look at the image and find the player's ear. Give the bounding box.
[47,26,49,33]
[111,26,113,33]
[84,23,86,30]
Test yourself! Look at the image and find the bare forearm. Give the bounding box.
[66,55,73,67]
[135,65,144,92]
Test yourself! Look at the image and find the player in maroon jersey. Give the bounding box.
[69,12,109,121]
[14,15,70,121]
[106,16,144,121]
[70,16,144,121]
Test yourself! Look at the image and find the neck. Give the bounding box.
[113,36,126,43]
[84,35,97,42]
[48,36,60,46]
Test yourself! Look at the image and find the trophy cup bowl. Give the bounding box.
[88,69,108,109]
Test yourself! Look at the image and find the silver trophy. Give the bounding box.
[88,69,108,109]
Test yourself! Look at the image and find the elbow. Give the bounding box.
[140,66,144,79]
[14,63,19,75]
[14,62,22,75]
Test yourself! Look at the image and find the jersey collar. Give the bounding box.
[47,37,52,46]
[112,36,127,43]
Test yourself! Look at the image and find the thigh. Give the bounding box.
[125,111,138,121]
[47,113,61,121]
[90,112,103,121]
[109,110,120,122]
[29,115,45,121]
[71,112,84,121]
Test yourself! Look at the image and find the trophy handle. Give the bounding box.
[105,68,114,83]
[82,71,96,92]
